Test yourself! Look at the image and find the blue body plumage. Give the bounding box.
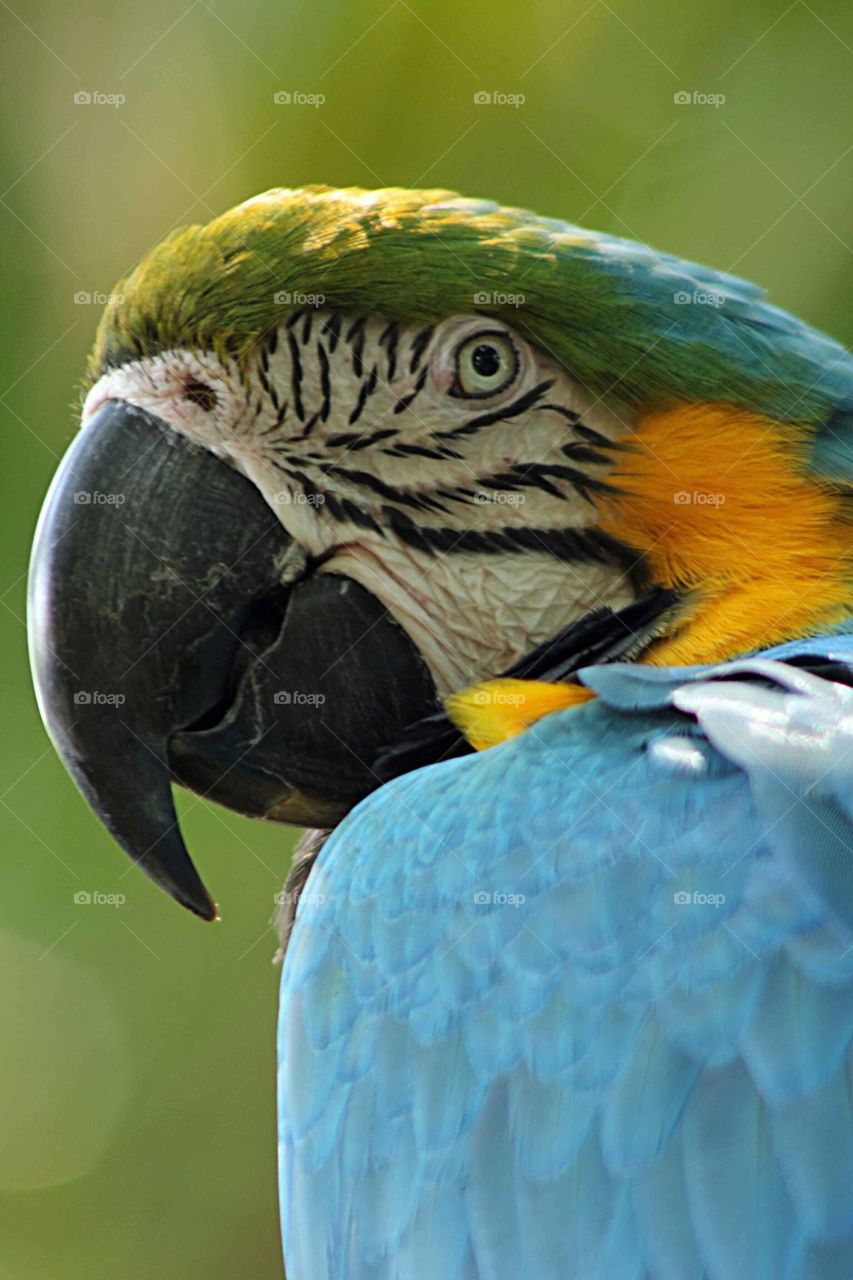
[279,634,853,1280]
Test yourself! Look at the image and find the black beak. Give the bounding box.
[28,402,437,919]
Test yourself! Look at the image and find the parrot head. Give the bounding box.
[28,185,853,919]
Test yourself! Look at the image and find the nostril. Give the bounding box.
[183,379,217,412]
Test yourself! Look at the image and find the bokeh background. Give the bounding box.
[1,0,852,1275]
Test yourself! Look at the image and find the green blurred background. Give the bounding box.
[1,0,852,1274]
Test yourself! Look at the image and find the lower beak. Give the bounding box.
[28,401,437,919]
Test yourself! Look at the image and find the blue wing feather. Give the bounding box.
[279,635,853,1278]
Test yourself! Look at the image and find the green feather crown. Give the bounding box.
[87,184,853,428]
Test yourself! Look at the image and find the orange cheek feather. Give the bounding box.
[596,403,852,667]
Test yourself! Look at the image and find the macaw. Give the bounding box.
[28,185,853,1280]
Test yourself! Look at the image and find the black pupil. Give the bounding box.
[471,343,501,378]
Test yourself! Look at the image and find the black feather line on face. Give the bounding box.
[287,331,305,422]
[513,462,615,502]
[535,401,580,424]
[322,313,342,353]
[393,367,428,415]
[409,325,434,374]
[560,442,612,466]
[378,321,400,382]
[576,423,622,449]
[381,508,632,565]
[321,491,385,534]
[382,442,463,461]
[317,342,331,421]
[284,307,308,331]
[348,363,380,426]
[373,586,682,780]
[325,466,449,515]
[278,467,326,506]
[346,317,366,378]
[432,379,555,441]
[301,409,322,436]
[327,426,399,452]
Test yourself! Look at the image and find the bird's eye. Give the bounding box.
[452,331,519,399]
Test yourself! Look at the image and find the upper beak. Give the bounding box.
[28,401,437,919]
